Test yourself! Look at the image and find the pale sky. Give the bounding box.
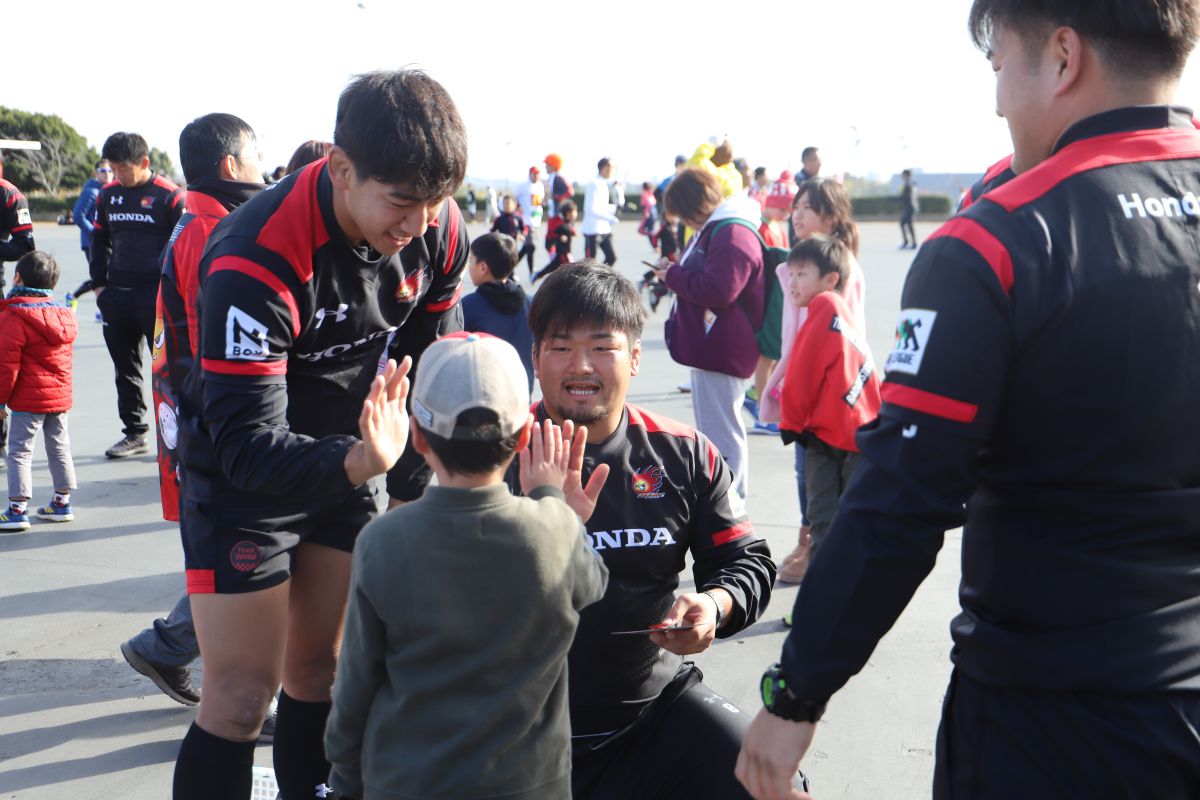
[11,0,1200,186]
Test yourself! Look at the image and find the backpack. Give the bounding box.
[707,218,789,361]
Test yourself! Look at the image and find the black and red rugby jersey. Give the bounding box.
[957,153,1015,212]
[511,403,776,735]
[0,178,35,271]
[177,159,467,508]
[153,180,262,521]
[782,105,1200,702]
[90,173,184,289]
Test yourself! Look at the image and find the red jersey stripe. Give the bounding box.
[882,383,979,424]
[627,404,698,440]
[442,201,461,274]
[202,357,287,376]
[255,159,329,284]
[927,217,1014,293]
[209,255,301,337]
[988,128,1200,212]
[425,283,462,313]
[186,569,216,594]
[712,520,754,546]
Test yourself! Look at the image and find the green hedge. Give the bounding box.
[25,192,76,221]
[851,194,951,216]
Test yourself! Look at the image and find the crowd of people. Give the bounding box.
[1,1,1200,798]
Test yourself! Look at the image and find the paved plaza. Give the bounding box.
[1,217,955,799]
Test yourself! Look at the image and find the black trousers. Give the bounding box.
[934,669,1200,800]
[900,211,917,245]
[517,235,538,274]
[572,664,808,799]
[584,233,617,266]
[98,285,156,439]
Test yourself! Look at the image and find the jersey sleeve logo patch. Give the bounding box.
[15,207,31,226]
[885,309,937,376]
[140,195,155,209]
[225,306,270,361]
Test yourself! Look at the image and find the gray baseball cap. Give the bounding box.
[411,332,530,440]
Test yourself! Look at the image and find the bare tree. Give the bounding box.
[10,135,70,194]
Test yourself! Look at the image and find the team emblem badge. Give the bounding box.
[632,465,666,500]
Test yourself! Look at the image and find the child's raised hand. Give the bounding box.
[345,356,412,485]
[519,418,569,495]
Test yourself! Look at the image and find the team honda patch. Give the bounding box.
[631,465,666,499]
[225,306,270,361]
[885,309,937,376]
[229,540,264,572]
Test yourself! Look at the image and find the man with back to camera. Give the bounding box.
[169,69,469,799]
[90,131,185,459]
[119,113,266,719]
[514,261,807,799]
[737,2,1200,798]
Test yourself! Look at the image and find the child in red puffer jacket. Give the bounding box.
[0,251,78,532]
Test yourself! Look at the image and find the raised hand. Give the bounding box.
[344,357,412,485]
[559,419,609,523]
[519,418,569,493]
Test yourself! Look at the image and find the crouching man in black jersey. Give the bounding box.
[738,2,1200,799]
[171,70,469,799]
[515,262,805,799]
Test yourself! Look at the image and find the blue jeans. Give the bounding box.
[794,443,809,526]
[127,593,199,668]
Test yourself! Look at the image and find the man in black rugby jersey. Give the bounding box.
[511,262,803,799]
[738,2,1200,798]
[91,131,185,459]
[171,70,468,800]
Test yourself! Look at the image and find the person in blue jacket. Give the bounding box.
[73,160,111,260]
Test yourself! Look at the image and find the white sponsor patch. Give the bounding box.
[16,207,31,226]
[225,306,270,361]
[158,402,178,450]
[885,309,937,376]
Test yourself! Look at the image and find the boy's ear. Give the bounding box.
[822,271,842,291]
[411,419,429,455]
[514,414,534,451]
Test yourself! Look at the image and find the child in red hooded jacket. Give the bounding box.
[0,251,78,532]
[779,235,880,568]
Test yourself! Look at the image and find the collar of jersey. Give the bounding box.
[1053,105,1194,155]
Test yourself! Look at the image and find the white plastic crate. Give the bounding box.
[251,766,279,800]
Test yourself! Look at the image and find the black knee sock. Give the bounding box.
[273,690,333,799]
[173,722,255,799]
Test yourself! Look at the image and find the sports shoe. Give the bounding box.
[677,381,692,393]
[258,701,278,743]
[35,499,74,523]
[776,526,811,585]
[743,392,760,421]
[749,421,780,435]
[120,641,200,705]
[0,508,30,532]
[782,612,793,628]
[106,436,149,459]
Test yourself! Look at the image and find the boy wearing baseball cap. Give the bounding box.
[326,332,608,800]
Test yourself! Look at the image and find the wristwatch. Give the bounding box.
[760,663,826,723]
[701,589,725,628]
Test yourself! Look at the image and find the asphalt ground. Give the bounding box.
[0,216,955,799]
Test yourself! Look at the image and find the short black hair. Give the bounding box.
[528,259,646,348]
[179,113,256,184]
[968,0,1200,78]
[15,251,60,290]
[801,146,820,161]
[470,232,518,280]
[788,234,850,291]
[102,132,149,164]
[597,157,611,172]
[334,69,468,201]
[95,158,109,169]
[420,407,522,475]
[559,199,577,217]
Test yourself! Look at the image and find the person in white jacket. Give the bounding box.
[582,158,619,266]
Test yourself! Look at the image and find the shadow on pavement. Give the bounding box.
[0,573,183,618]
[0,737,181,793]
[0,705,189,765]
[0,519,174,553]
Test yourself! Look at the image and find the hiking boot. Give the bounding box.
[120,641,200,705]
[776,526,811,584]
[0,508,30,532]
[106,436,148,459]
[35,499,74,523]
